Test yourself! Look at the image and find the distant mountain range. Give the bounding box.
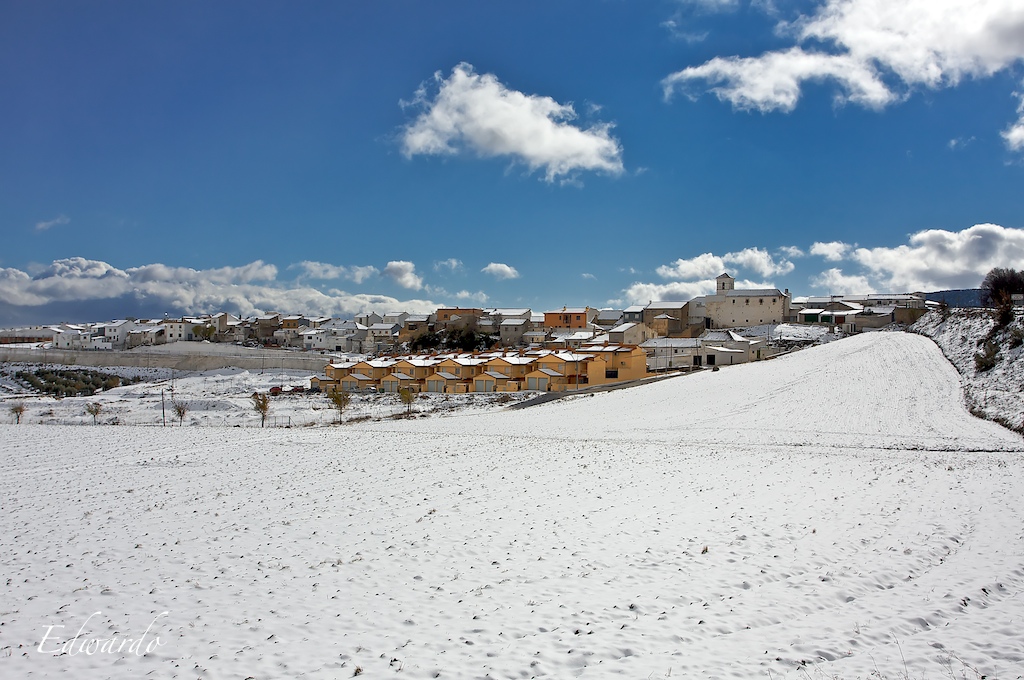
[925,289,985,308]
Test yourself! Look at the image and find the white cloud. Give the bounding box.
[34,215,70,232]
[779,245,806,258]
[290,261,348,280]
[851,223,1024,291]
[383,261,423,290]
[454,290,489,303]
[290,261,380,283]
[401,62,624,183]
[663,0,1024,149]
[349,265,380,284]
[810,241,853,261]
[481,262,520,280]
[434,258,463,273]
[657,248,792,280]
[1004,85,1024,150]
[582,272,596,280]
[1005,120,1024,150]
[811,268,877,294]
[0,257,438,317]
[948,135,976,150]
[657,252,725,280]
[620,279,717,305]
[723,247,794,277]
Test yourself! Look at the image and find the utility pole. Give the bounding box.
[161,389,166,426]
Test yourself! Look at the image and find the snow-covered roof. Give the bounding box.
[609,323,637,333]
[623,305,646,313]
[640,337,701,349]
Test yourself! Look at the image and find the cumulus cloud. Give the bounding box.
[657,252,725,280]
[290,261,380,283]
[850,223,1024,291]
[348,266,380,284]
[619,280,718,306]
[35,215,70,232]
[779,245,806,258]
[434,258,463,272]
[401,62,624,182]
[663,0,1024,150]
[810,241,853,261]
[481,262,520,280]
[0,257,438,318]
[455,290,489,303]
[811,268,877,294]
[657,248,793,280]
[724,247,795,277]
[383,261,423,290]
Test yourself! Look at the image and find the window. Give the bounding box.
[759,299,764,305]
[605,369,618,379]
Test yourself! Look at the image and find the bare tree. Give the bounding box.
[327,389,351,423]
[251,392,270,427]
[9,402,26,424]
[172,400,189,426]
[85,402,102,425]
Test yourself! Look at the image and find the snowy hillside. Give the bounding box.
[913,308,1024,434]
[2,332,1023,679]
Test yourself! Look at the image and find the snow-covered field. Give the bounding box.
[0,365,530,427]
[2,331,1023,679]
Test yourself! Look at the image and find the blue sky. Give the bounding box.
[2,0,1023,324]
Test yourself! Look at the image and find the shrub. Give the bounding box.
[172,401,189,426]
[974,341,999,372]
[9,402,26,424]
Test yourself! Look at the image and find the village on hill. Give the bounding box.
[0,274,933,398]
